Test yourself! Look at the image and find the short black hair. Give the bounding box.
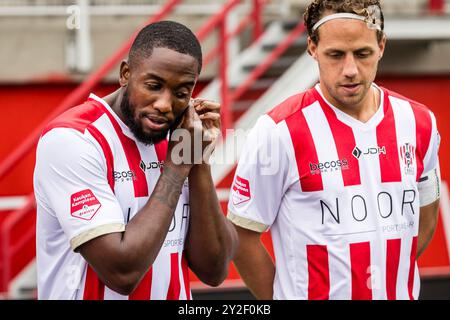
[128,20,202,73]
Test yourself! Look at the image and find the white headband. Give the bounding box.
[312,6,382,32]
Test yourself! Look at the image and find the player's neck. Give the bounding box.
[321,84,380,123]
[102,88,127,123]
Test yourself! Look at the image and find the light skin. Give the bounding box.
[78,47,238,295]
[233,14,440,300]
[309,16,386,123]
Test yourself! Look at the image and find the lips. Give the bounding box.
[341,83,361,94]
[142,114,169,131]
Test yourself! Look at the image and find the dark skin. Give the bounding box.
[78,47,238,295]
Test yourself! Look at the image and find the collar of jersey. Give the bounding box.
[314,83,385,131]
[88,93,136,140]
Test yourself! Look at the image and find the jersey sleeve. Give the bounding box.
[227,115,290,232]
[34,128,125,251]
[418,111,441,207]
[422,111,440,174]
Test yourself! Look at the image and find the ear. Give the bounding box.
[307,37,318,60]
[119,60,130,87]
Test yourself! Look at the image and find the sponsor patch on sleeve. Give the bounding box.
[70,189,102,221]
[231,176,251,206]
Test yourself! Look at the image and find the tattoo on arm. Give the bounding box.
[152,166,185,208]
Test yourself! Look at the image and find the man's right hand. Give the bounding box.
[166,103,204,172]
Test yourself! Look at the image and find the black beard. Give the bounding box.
[120,89,171,145]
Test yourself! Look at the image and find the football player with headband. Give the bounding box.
[228,0,441,300]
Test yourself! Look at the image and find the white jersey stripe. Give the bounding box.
[328,243,351,299]
[422,111,437,174]
[151,253,171,299]
[370,239,387,299]
[396,235,413,299]
[389,96,417,182]
[354,129,382,189]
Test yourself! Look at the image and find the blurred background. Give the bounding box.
[0,0,449,300]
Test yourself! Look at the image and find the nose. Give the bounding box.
[153,89,173,114]
[342,54,358,79]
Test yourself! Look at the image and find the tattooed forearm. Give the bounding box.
[152,166,186,208]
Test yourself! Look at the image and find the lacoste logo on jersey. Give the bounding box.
[70,189,101,221]
[309,159,349,175]
[399,143,416,175]
[231,176,251,206]
[352,146,386,159]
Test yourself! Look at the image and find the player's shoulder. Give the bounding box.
[266,88,316,124]
[383,86,437,137]
[38,98,107,156]
[42,98,105,138]
[383,86,432,114]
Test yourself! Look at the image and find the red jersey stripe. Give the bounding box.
[42,100,105,137]
[87,125,115,192]
[92,100,149,198]
[307,245,330,300]
[386,239,401,300]
[268,91,323,192]
[128,267,153,300]
[267,93,304,124]
[408,236,418,300]
[166,252,181,300]
[314,91,361,187]
[181,252,191,300]
[286,111,323,192]
[83,265,105,300]
[377,92,402,183]
[411,106,432,181]
[350,242,372,300]
[155,139,168,173]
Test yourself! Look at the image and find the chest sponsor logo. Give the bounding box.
[400,143,416,175]
[232,176,251,205]
[320,189,417,234]
[309,158,349,175]
[70,189,101,221]
[352,146,386,159]
[113,170,136,182]
[140,160,164,172]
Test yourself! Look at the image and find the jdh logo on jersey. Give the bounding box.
[399,143,416,176]
[352,146,386,159]
[140,160,164,172]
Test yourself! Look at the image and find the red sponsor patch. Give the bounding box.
[70,189,102,221]
[232,176,251,205]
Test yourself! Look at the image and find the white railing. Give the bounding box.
[0,0,283,16]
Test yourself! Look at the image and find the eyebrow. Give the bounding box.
[143,73,166,82]
[143,72,196,88]
[324,46,374,53]
[354,47,374,53]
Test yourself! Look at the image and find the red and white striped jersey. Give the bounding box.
[228,84,440,300]
[34,94,192,300]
